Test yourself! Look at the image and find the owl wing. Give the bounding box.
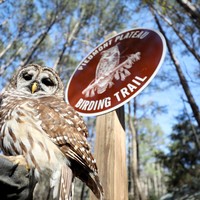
[37,97,103,198]
[95,57,110,79]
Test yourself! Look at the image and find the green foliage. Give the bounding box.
[0,0,130,85]
[138,118,165,165]
[148,192,160,200]
[0,0,200,198]
[156,114,200,190]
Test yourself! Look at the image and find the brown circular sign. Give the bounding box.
[66,28,166,116]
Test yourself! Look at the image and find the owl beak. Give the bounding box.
[31,82,39,93]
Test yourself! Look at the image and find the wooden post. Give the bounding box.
[91,111,128,200]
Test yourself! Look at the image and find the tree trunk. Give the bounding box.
[80,183,86,200]
[176,0,200,26]
[154,8,200,63]
[128,102,146,200]
[150,7,200,128]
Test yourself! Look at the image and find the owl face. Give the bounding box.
[7,64,64,98]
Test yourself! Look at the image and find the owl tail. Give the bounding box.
[51,165,73,200]
[75,168,104,199]
[59,165,73,200]
[88,171,104,200]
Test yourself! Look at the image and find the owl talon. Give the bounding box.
[8,155,30,171]
[9,162,18,177]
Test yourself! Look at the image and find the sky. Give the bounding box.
[0,1,199,144]
[126,3,199,134]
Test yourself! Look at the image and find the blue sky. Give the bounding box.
[0,1,199,140]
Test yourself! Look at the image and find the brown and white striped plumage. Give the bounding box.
[0,64,103,199]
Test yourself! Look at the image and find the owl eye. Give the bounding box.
[22,73,33,81]
[42,78,55,87]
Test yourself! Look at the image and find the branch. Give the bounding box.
[153,7,200,63]
[53,19,81,71]
[53,5,91,72]
[176,0,200,26]
[149,6,200,128]
[0,46,22,75]
[20,16,57,67]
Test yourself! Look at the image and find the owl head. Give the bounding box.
[6,64,64,98]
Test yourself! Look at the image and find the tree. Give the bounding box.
[127,97,166,200]
[156,113,200,190]
[151,6,200,127]
[176,0,200,29]
[0,0,200,199]
[128,101,145,200]
[0,0,130,86]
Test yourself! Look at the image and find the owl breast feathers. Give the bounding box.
[0,64,103,200]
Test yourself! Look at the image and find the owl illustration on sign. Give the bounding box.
[82,45,141,98]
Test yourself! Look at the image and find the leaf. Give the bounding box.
[120,72,126,81]
[124,63,132,69]
[114,70,120,80]
[124,69,131,76]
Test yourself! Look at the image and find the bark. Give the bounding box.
[128,130,133,194]
[182,97,200,150]
[154,8,200,63]
[80,183,86,200]
[150,7,200,128]
[128,102,146,200]
[176,0,200,26]
[133,98,140,176]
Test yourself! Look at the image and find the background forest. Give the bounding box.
[0,0,199,200]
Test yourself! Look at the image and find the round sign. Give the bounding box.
[66,28,166,116]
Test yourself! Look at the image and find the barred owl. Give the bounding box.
[0,64,103,199]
